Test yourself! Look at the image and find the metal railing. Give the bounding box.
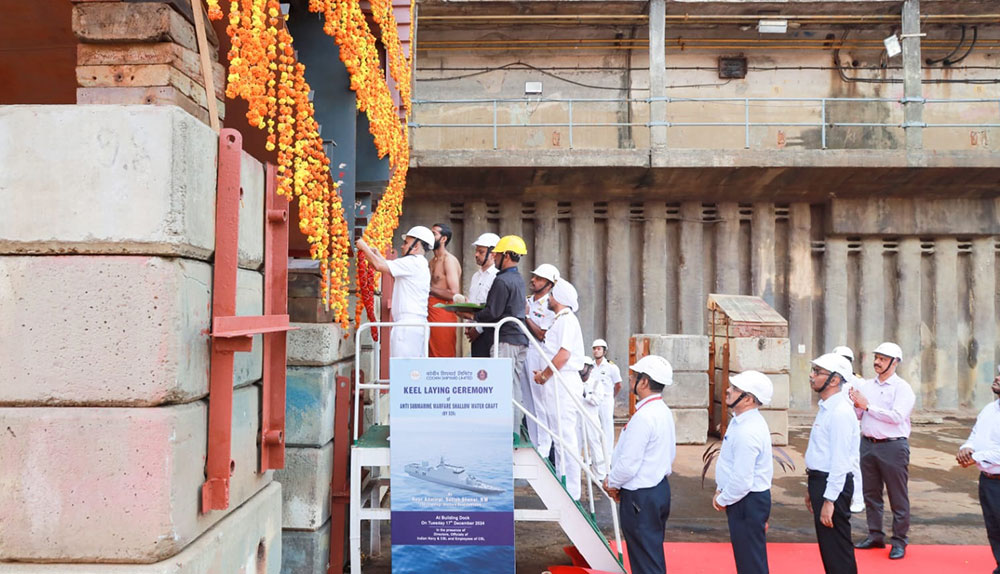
[409,96,1000,151]
[352,316,623,564]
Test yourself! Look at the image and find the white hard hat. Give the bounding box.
[531,263,560,283]
[404,225,435,247]
[729,370,774,406]
[832,345,855,362]
[873,342,903,361]
[550,278,578,312]
[630,355,674,387]
[592,339,609,349]
[812,353,853,378]
[471,232,500,248]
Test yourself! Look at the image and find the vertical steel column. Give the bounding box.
[329,374,355,574]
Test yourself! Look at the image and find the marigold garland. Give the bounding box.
[208,0,352,328]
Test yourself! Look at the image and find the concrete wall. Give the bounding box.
[0,106,280,572]
[399,197,1000,413]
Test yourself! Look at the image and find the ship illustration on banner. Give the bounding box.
[404,457,505,494]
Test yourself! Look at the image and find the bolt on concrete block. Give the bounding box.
[670,407,709,445]
[722,337,791,373]
[641,335,710,372]
[0,256,262,406]
[287,322,355,366]
[286,366,337,448]
[1,483,282,574]
[662,372,709,408]
[282,519,332,574]
[0,384,272,563]
[274,443,333,530]
[0,105,263,269]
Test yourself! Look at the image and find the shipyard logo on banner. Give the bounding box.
[390,358,514,574]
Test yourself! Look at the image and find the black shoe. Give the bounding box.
[854,537,886,549]
[889,545,905,560]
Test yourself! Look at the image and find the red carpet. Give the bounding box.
[554,542,996,573]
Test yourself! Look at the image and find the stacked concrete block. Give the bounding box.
[0,105,279,572]
[633,334,710,444]
[712,337,792,445]
[277,322,354,574]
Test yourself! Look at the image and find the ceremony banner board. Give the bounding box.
[390,358,515,574]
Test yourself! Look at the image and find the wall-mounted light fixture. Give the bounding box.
[525,81,543,95]
[757,19,788,34]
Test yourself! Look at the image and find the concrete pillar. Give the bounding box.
[859,238,885,379]
[643,201,668,334]
[751,203,776,307]
[933,237,959,409]
[462,201,488,293]
[571,201,596,341]
[971,237,997,406]
[823,237,849,354]
[896,237,923,406]
[648,0,667,148]
[499,199,521,239]
[534,199,559,269]
[715,202,740,294]
[902,0,924,153]
[788,203,814,410]
[678,202,704,335]
[606,202,631,355]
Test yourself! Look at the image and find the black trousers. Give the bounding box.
[470,333,491,357]
[620,477,671,574]
[860,437,910,546]
[808,470,857,574]
[980,474,1000,574]
[727,490,771,574]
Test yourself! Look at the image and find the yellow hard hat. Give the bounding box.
[494,235,527,255]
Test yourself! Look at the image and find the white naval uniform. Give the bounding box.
[581,363,612,478]
[525,292,557,455]
[592,358,622,453]
[840,376,865,511]
[542,307,586,500]
[386,254,430,358]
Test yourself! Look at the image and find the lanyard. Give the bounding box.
[624,394,661,430]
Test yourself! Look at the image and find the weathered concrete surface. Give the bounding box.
[274,443,333,530]
[0,105,263,269]
[282,520,332,574]
[287,322,354,367]
[830,197,1000,236]
[2,483,282,574]
[0,385,272,563]
[286,366,336,448]
[643,335,710,372]
[671,407,709,445]
[723,337,791,373]
[662,372,709,409]
[0,256,261,406]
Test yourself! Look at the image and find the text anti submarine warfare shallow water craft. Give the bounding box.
[404,457,505,494]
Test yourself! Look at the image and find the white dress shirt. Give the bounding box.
[805,391,861,501]
[855,373,915,439]
[715,408,773,506]
[592,359,622,399]
[542,308,585,373]
[962,399,1000,474]
[386,255,430,320]
[468,265,498,305]
[608,394,676,490]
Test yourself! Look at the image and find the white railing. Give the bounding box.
[352,316,623,562]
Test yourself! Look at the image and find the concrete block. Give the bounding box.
[2,483,282,574]
[662,372,709,408]
[286,366,336,447]
[723,337,790,373]
[640,334,710,371]
[0,384,272,562]
[0,256,261,406]
[713,370,790,410]
[274,443,333,530]
[282,521,331,574]
[287,322,355,366]
[712,404,789,447]
[670,407,708,445]
[0,105,262,269]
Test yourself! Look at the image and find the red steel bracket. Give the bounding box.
[202,129,294,513]
[328,373,356,574]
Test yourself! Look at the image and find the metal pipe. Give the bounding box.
[419,13,1000,23]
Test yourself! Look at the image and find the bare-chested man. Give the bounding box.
[427,223,462,357]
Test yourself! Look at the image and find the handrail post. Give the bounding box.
[744,97,750,149]
[821,98,827,150]
[568,100,574,149]
[493,99,498,150]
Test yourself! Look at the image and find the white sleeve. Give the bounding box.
[386,256,417,278]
